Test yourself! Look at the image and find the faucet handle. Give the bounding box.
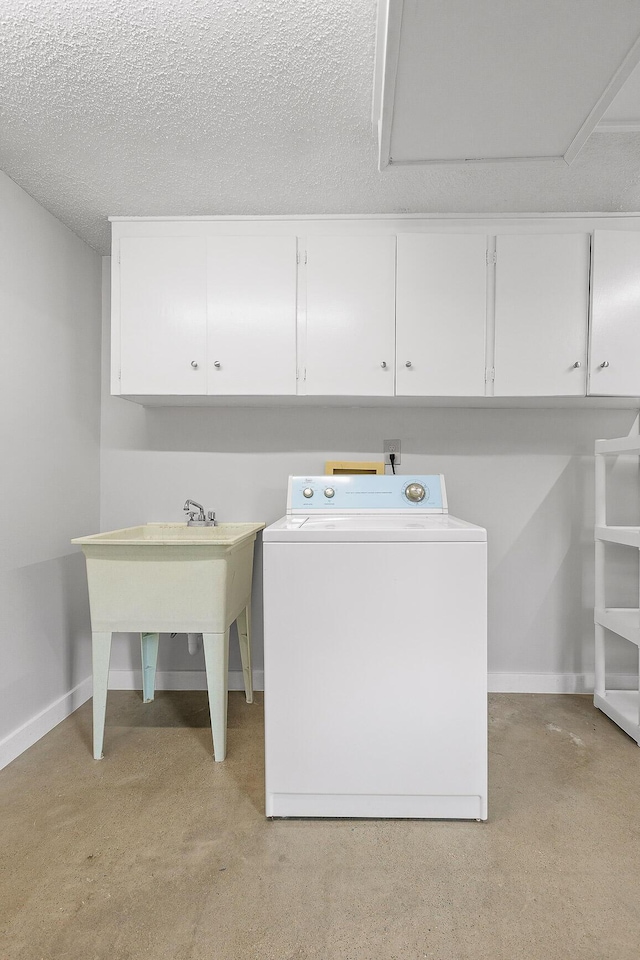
[208,511,216,524]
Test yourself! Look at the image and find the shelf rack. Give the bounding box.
[594,436,640,745]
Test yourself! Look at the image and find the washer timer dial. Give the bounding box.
[404,482,427,503]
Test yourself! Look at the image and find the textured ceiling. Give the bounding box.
[1,0,640,254]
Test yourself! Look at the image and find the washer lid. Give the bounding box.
[263,513,486,543]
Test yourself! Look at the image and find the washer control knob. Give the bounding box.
[324,487,335,498]
[405,482,426,503]
[303,487,314,498]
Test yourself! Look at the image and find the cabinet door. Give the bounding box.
[396,234,487,396]
[493,234,589,396]
[118,236,207,395]
[206,236,297,395]
[590,230,640,396]
[303,236,395,396]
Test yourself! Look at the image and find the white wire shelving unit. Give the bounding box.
[594,435,640,746]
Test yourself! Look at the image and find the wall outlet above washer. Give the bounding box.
[383,439,401,465]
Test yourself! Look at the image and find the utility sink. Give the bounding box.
[72,522,265,632]
[77,522,264,545]
[72,521,265,761]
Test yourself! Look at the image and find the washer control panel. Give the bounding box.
[288,475,447,514]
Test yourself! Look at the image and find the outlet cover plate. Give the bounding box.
[383,439,401,465]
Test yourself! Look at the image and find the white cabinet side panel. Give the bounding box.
[590,230,640,396]
[396,234,487,396]
[206,236,297,395]
[304,236,396,396]
[119,237,207,395]
[494,234,589,396]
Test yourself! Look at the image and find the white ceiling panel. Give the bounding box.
[375,0,640,167]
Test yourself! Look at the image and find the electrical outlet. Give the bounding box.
[383,439,401,465]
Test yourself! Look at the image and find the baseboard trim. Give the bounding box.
[108,670,637,695]
[4,670,635,771]
[108,669,265,692]
[0,676,93,771]
[488,672,637,694]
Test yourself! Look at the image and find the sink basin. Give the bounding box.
[74,522,264,546]
[71,522,265,633]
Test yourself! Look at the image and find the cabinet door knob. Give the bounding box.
[572,361,582,368]
[600,361,610,368]
[405,361,412,368]
[190,361,198,369]
[380,361,387,368]
[213,361,221,368]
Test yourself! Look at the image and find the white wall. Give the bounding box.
[0,171,102,767]
[101,262,639,690]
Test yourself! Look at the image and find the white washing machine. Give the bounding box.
[263,474,487,820]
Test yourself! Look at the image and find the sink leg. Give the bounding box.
[236,605,253,704]
[141,632,160,702]
[202,630,229,761]
[92,632,112,760]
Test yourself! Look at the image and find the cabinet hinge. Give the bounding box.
[486,251,497,265]
[485,367,495,382]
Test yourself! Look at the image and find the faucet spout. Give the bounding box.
[183,499,206,522]
[183,499,216,526]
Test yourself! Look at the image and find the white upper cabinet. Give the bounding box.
[396,234,487,396]
[493,234,589,396]
[118,236,208,395]
[302,236,396,396]
[206,236,297,395]
[590,231,640,397]
[112,219,640,403]
[116,234,297,396]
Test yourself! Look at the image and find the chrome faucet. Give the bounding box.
[183,499,216,526]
